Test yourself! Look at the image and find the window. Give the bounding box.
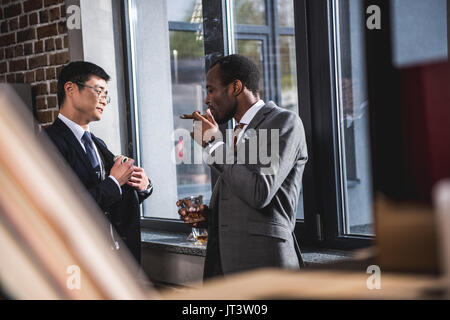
[122,0,378,248]
[124,0,210,221]
[332,0,373,235]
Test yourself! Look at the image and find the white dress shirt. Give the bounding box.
[57,113,121,193]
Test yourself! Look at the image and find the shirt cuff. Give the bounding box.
[108,175,122,195]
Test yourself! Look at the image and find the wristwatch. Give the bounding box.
[139,180,153,196]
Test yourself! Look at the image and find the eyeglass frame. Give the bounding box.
[74,81,111,104]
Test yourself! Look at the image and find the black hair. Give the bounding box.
[57,61,111,107]
[210,54,260,96]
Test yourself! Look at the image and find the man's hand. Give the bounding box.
[190,109,220,147]
[177,202,209,227]
[110,156,135,186]
[127,166,150,191]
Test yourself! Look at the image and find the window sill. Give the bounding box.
[141,229,356,266]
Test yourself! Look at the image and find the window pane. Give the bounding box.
[279,35,298,114]
[236,39,266,101]
[170,31,212,203]
[233,0,266,25]
[277,0,294,27]
[333,0,373,235]
[130,0,210,219]
[168,0,202,23]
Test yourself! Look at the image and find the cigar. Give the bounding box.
[180,113,207,119]
[113,155,129,164]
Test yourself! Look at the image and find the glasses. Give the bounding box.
[75,81,111,104]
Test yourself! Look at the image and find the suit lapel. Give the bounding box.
[246,101,276,130]
[53,118,99,179]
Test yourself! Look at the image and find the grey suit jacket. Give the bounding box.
[204,101,308,275]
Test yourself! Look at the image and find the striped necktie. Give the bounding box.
[81,131,101,178]
[233,123,246,147]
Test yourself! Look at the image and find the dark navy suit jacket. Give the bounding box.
[45,117,150,263]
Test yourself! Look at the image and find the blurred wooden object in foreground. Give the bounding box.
[161,195,449,300]
[0,85,158,300]
[159,268,442,300]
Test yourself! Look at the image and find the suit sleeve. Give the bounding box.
[87,177,122,211]
[205,112,308,210]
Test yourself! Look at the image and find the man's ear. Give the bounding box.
[232,80,243,97]
[64,82,75,98]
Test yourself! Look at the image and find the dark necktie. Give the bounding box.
[233,123,246,147]
[81,131,101,178]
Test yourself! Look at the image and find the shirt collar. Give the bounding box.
[58,113,90,142]
[237,99,265,125]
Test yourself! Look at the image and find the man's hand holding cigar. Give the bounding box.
[181,109,220,147]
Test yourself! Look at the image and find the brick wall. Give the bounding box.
[0,0,69,129]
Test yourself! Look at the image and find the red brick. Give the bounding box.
[35,68,45,81]
[14,44,24,57]
[0,48,4,60]
[49,80,57,93]
[34,40,43,53]
[55,37,62,49]
[45,67,56,80]
[63,35,68,48]
[57,20,66,34]
[0,21,8,33]
[60,4,65,18]
[29,12,38,25]
[5,47,15,59]
[37,23,58,39]
[45,38,55,51]
[0,32,15,46]
[19,15,28,28]
[15,72,24,83]
[6,73,15,82]
[49,51,68,65]
[44,0,62,6]
[36,96,47,110]
[36,110,53,123]
[24,0,43,13]
[47,95,57,108]
[29,54,48,69]
[0,61,7,74]
[39,10,48,23]
[8,17,18,31]
[0,75,6,82]
[33,82,48,95]
[25,71,35,83]
[17,28,36,42]
[24,42,33,55]
[4,3,21,17]
[48,7,60,21]
[9,58,27,72]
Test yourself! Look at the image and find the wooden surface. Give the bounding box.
[159,268,444,300]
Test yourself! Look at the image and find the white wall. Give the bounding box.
[79,0,128,155]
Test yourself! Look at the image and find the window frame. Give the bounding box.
[121,0,374,249]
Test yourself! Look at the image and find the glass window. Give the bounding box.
[236,39,266,101]
[233,0,267,25]
[129,0,210,219]
[279,35,298,114]
[277,0,295,27]
[168,0,202,23]
[332,0,373,235]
